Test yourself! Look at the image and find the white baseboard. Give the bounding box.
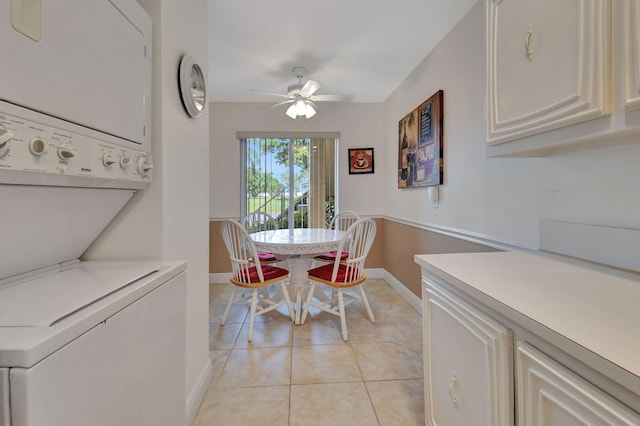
[210,268,422,315]
[364,267,385,279]
[185,358,212,426]
[382,270,423,315]
[209,272,231,284]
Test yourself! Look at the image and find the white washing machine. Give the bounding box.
[0,260,186,426]
[0,1,186,424]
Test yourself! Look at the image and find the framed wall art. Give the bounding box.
[398,90,443,188]
[348,148,374,174]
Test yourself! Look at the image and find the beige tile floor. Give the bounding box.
[193,278,424,426]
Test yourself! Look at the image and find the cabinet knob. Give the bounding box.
[448,371,459,408]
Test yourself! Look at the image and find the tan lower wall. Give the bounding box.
[383,220,499,297]
[209,220,230,273]
[209,218,497,297]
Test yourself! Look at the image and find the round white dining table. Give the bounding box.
[250,228,345,324]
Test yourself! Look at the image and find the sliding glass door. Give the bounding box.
[241,137,336,229]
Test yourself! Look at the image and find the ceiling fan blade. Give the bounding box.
[262,99,295,110]
[300,79,322,97]
[310,94,354,102]
[250,89,291,99]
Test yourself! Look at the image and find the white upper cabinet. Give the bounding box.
[487,0,611,149]
[624,0,640,111]
[486,0,640,157]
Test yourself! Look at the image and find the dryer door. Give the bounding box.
[0,0,151,151]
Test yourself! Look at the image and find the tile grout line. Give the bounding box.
[350,340,382,425]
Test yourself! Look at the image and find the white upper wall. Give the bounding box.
[383,0,543,248]
[210,0,640,253]
[209,101,385,219]
[383,1,640,249]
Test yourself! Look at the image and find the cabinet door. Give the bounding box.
[487,0,611,145]
[516,341,640,425]
[423,281,513,426]
[623,0,640,111]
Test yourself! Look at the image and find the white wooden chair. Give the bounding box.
[242,211,278,232]
[315,210,361,262]
[301,218,376,341]
[220,219,294,341]
[242,211,278,262]
[329,210,360,231]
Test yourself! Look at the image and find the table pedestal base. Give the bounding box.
[287,256,313,325]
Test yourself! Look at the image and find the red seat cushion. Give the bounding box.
[237,265,288,283]
[308,263,360,283]
[258,251,277,261]
[316,250,349,260]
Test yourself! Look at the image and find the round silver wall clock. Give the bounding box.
[179,54,207,118]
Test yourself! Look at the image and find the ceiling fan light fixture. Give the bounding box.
[285,99,316,119]
[304,101,317,118]
[285,103,298,119]
[294,99,307,116]
[257,66,350,119]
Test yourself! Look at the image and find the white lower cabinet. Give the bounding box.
[423,280,513,426]
[517,342,640,426]
[422,275,640,426]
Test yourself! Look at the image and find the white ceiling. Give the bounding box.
[207,0,478,104]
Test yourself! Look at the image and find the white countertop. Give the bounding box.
[415,251,640,382]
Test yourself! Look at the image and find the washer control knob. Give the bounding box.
[136,155,153,177]
[57,145,76,160]
[0,125,12,158]
[102,153,116,167]
[120,155,131,169]
[29,138,49,156]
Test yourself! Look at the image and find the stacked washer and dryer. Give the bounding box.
[0,1,186,425]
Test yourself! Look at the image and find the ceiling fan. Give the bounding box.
[253,67,353,119]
